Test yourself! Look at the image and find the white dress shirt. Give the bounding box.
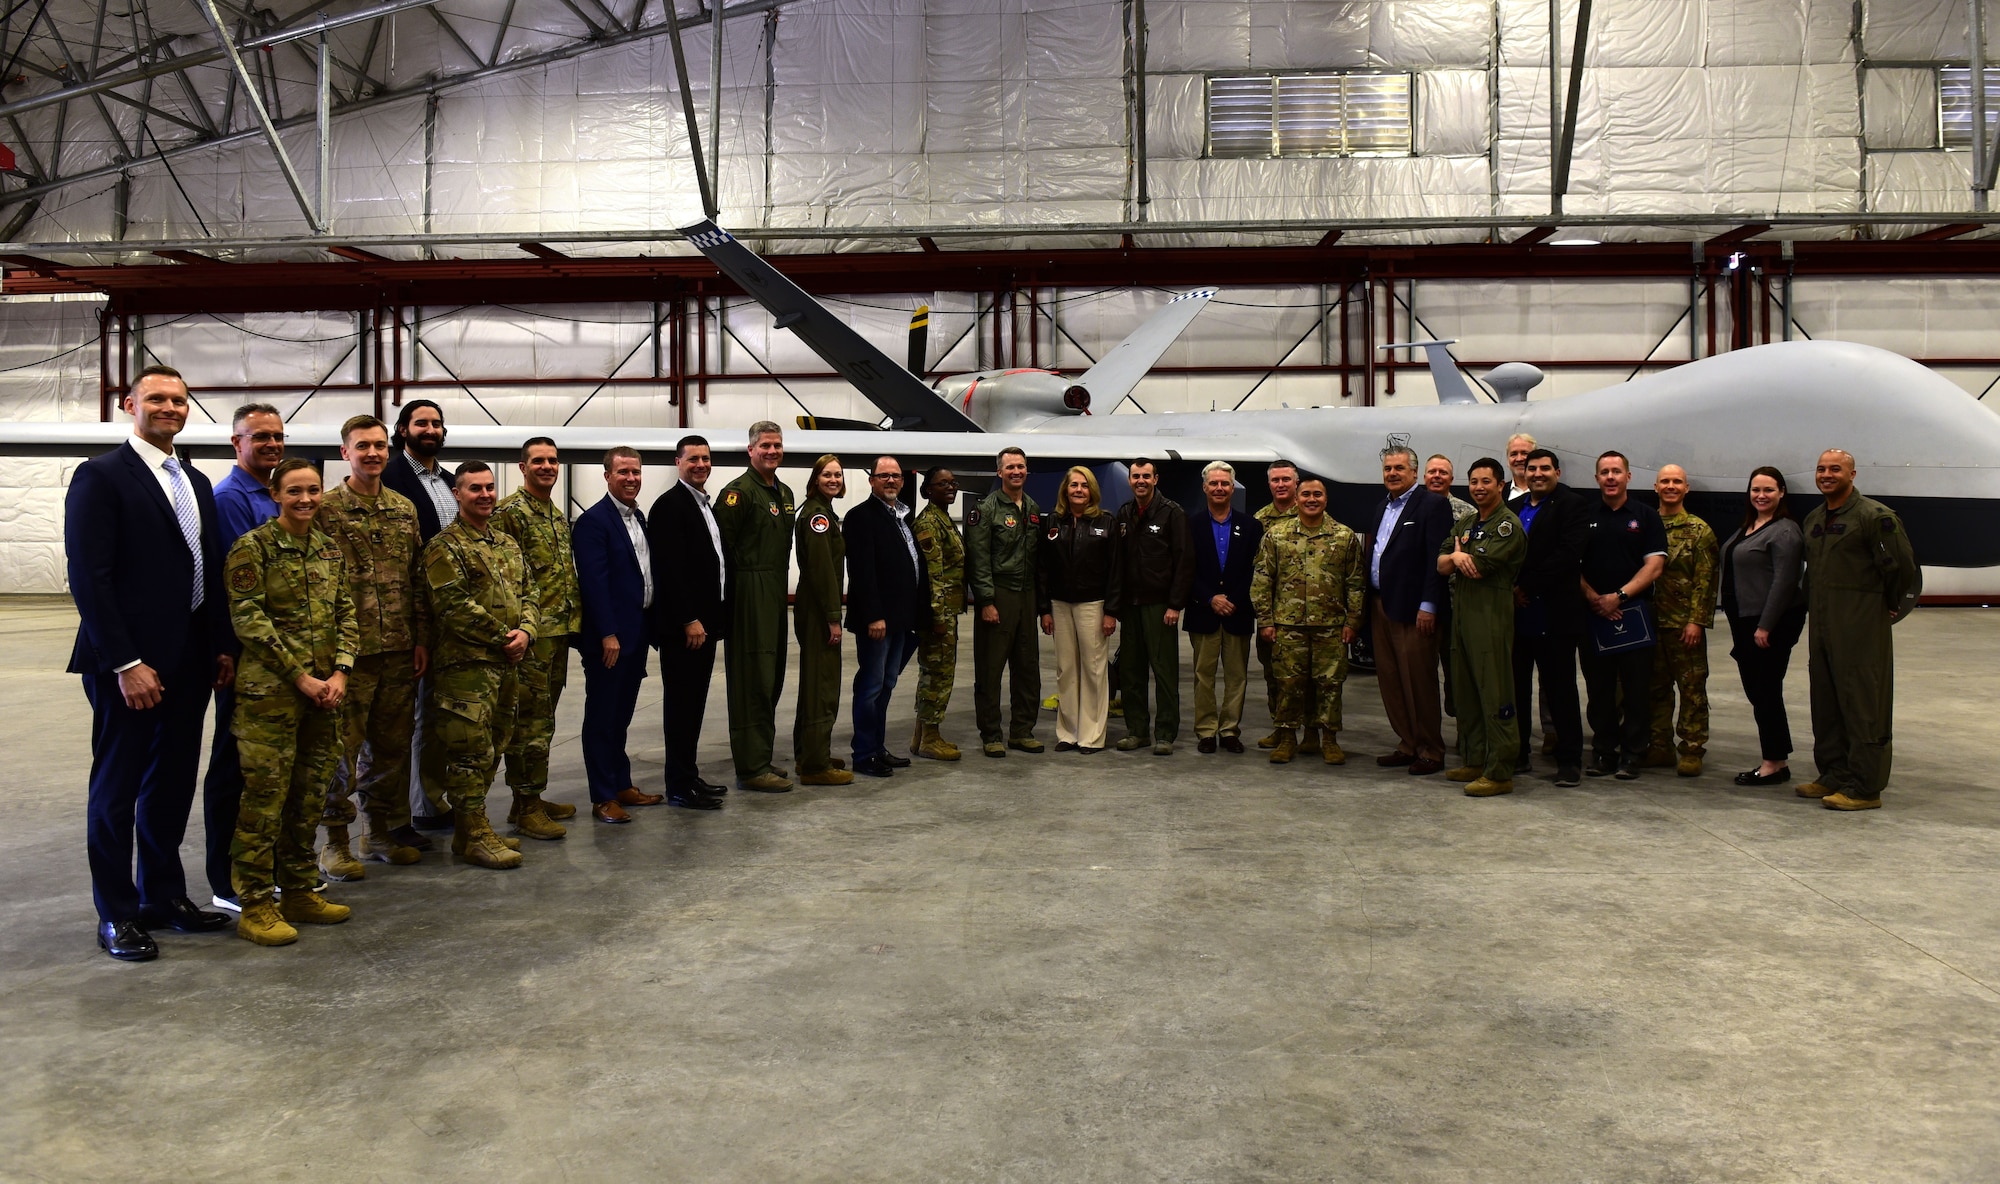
[614,497,654,609]
[1372,486,1436,616]
[127,432,184,512]
[685,479,726,600]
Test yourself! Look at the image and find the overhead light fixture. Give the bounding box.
[1549,236,1601,246]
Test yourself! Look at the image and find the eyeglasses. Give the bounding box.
[241,431,285,444]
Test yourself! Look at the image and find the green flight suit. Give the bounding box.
[793,495,845,775]
[965,487,1044,744]
[225,522,359,905]
[491,489,581,800]
[314,481,430,833]
[913,502,966,725]
[1441,504,1528,780]
[717,469,796,778]
[1249,515,1365,733]
[1650,509,1720,757]
[1802,492,1919,800]
[424,519,539,815]
[1253,501,1299,720]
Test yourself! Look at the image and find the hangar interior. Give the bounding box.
[4,1,2000,1179]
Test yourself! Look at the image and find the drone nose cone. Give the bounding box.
[1063,385,1092,412]
[1485,362,1545,403]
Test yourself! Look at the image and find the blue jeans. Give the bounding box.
[851,629,917,762]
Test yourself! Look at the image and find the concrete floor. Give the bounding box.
[2,596,1997,1183]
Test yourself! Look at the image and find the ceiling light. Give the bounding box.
[1549,236,1601,246]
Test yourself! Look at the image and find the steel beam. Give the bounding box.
[194,0,325,232]
[1551,0,1592,215]
[1976,0,1989,210]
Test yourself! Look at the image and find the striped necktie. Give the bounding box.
[161,456,205,610]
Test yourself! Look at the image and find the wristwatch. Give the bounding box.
[335,663,353,674]
[1616,589,1630,605]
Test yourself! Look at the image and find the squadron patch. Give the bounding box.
[1047,525,1059,541]
[722,489,739,507]
[769,503,780,516]
[229,565,258,593]
[968,507,982,526]
[1497,520,1514,537]
[1004,516,1016,529]
[809,513,830,534]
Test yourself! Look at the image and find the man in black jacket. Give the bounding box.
[1183,461,1262,754]
[645,435,731,803]
[1366,445,1455,775]
[845,456,933,777]
[379,399,459,829]
[1113,458,1196,755]
[1511,449,1590,786]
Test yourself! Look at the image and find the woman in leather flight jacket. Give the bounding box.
[1037,466,1121,753]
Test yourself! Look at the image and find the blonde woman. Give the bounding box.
[1036,466,1120,752]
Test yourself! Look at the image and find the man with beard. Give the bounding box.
[382,400,457,832]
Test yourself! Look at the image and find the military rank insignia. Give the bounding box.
[722,490,739,507]
[810,514,830,534]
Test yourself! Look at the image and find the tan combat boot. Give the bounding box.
[318,826,366,882]
[237,899,298,946]
[1257,730,1282,750]
[1300,726,1320,754]
[362,807,421,864]
[1643,745,1676,768]
[910,720,927,756]
[917,724,961,761]
[1321,733,1346,765]
[453,806,524,870]
[1795,780,1836,798]
[1445,765,1482,782]
[1464,777,1514,797]
[511,793,568,841]
[1676,750,1704,777]
[800,767,856,785]
[1268,728,1297,764]
[280,889,352,925]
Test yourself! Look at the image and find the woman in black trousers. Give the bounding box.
[1719,466,1807,785]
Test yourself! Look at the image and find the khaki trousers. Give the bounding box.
[1051,600,1111,749]
[1189,630,1249,739]
[1372,600,1445,762]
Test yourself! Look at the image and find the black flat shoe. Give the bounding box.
[139,897,231,933]
[98,920,158,962]
[1734,767,1792,786]
[667,790,724,810]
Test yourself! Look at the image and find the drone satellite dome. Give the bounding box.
[1484,362,1545,403]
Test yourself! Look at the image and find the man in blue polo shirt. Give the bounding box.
[202,402,285,910]
[1578,450,1667,780]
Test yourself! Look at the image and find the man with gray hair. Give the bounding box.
[1183,460,1262,753]
[715,421,798,791]
[1367,444,1454,774]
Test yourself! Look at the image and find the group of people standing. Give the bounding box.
[64,366,1921,965]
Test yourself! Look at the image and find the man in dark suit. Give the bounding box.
[66,365,236,961]
[1183,461,1262,754]
[844,455,932,778]
[379,399,457,832]
[646,435,730,802]
[1512,448,1591,786]
[1366,445,1455,775]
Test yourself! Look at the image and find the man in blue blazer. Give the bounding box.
[1366,445,1455,775]
[66,365,236,961]
[1183,461,1262,753]
[575,448,718,818]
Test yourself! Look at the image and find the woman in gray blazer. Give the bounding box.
[1718,466,1807,785]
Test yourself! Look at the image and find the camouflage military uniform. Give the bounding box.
[225,522,359,905]
[1649,509,1719,760]
[1252,501,1298,726]
[1249,515,1364,735]
[1441,505,1529,782]
[314,482,430,841]
[1803,492,1919,802]
[913,502,965,726]
[424,517,539,860]
[716,470,796,780]
[491,489,580,806]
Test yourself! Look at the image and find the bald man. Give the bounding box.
[1647,465,1718,777]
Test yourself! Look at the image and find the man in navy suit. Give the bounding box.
[844,455,932,778]
[645,436,730,803]
[575,447,708,819]
[1366,445,1455,775]
[1183,461,1263,754]
[66,365,236,961]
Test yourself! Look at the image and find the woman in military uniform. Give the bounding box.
[224,457,360,946]
[793,455,852,786]
[1037,466,1120,753]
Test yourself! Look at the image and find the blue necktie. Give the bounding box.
[161,456,205,610]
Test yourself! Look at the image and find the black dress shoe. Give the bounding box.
[1220,736,1245,754]
[1585,754,1619,778]
[1734,767,1792,786]
[856,755,895,778]
[667,789,725,810]
[696,778,729,795]
[98,920,158,962]
[140,897,231,933]
[1197,737,1217,754]
[883,752,912,769]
